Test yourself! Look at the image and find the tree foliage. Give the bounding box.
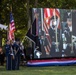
[0,0,76,46]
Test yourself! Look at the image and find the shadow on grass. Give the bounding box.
[0,66,6,71]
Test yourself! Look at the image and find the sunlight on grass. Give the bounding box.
[0,65,76,75]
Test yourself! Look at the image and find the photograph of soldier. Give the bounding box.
[72,10,76,56]
[48,15,61,57]
[38,22,50,57]
[37,21,51,58]
[61,10,75,57]
[43,33,51,57]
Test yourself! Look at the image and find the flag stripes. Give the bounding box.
[44,8,60,29]
[8,12,15,40]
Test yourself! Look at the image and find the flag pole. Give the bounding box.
[7,3,12,40]
[11,4,15,41]
[41,8,44,31]
[7,4,12,40]
[71,10,74,53]
[54,9,59,52]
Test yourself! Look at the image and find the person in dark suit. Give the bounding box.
[10,40,15,70]
[5,40,12,70]
[72,10,76,56]
[48,16,61,57]
[64,18,72,43]
[49,16,60,42]
[13,38,21,70]
[61,11,73,57]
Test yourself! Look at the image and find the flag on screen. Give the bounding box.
[44,8,60,29]
[44,8,53,29]
[8,12,15,40]
[43,8,60,46]
[54,9,60,29]
[43,8,53,48]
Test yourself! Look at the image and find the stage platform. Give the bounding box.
[27,58,76,67]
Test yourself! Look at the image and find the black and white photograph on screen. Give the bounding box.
[61,9,76,57]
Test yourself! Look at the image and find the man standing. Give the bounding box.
[10,40,15,70]
[13,38,21,70]
[61,11,73,57]
[48,16,61,57]
[5,40,12,70]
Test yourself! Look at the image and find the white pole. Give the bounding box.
[41,8,44,31]
[71,10,74,53]
[54,9,59,52]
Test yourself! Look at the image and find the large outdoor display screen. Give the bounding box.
[31,8,76,59]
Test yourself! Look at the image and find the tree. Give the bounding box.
[0,0,76,46]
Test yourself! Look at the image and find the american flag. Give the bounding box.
[44,8,60,29]
[8,12,15,40]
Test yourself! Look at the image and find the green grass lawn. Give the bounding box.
[0,65,76,75]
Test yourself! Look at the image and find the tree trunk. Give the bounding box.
[26,0,31,29]
[35,0,38,7]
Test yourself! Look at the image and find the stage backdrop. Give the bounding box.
[29,8,76,59]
